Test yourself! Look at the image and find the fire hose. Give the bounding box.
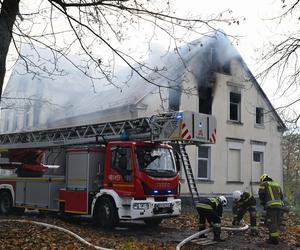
[0,219,113,250]
[176,224,249,250]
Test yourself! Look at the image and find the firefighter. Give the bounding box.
[258,174,283,245]
[196,196,227,242]
[232,190,258,236]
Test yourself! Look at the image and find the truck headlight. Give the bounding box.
[133,203,150,210]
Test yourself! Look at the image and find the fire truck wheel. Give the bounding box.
[0,191,13,215]
[144,218,163,227]
[95,196,119,229]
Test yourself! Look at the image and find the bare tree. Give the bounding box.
[259,0,300,127]
[282,131,300,205]
[0,0,240,100]
[0,0,20,97]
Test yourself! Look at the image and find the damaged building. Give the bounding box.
[0,32,286,197]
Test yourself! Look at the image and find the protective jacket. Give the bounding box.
[258,181,283,209]
[233,191,256,213]
[196,197,223,216]
[196,197,224,241]
[232,191,257,233]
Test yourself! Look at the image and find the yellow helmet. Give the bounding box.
[260,174,270,183]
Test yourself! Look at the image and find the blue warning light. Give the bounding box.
[120,131,129,140]
[175,112,183,120]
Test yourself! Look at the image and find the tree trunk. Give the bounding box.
[0,0,20,99]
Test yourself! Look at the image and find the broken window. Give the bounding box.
[222,60,231,74]
[198,87,212,114]
[256,107,264,125]
[197,146,210,179]
[229,92,241,121]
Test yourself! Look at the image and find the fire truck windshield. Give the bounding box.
[135,146,177,177]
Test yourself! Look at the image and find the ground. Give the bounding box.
[0,210,299,249]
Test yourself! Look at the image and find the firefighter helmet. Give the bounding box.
[232,190,242,202]
[260,174,271,183]
[218,196,227,207]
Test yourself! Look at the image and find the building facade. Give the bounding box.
[132,34,286,197]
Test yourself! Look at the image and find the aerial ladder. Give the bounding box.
[0,110,217,207]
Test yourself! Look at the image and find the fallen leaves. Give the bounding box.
[0,210,299,249]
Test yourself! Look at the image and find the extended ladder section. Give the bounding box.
[0,111,216,149]
[0,118,152,149]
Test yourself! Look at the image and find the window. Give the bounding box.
[222,60,231,74]
[228,149,241,181]
[229,92,241,121]
[252,150,264,182]
[227,141,243,182]
[256,107,264,125]
[111,147,132,182]
[135,146,177,178]
[253,151,263,163]
[197,146,210,179]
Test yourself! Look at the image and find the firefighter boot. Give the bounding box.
[250,227,259,237]
[250,230,259,237]
[213,233,225,242]
[213,225,225,242]
[198,224,207,238]
[266,238,279,245]
[232,218,240,226]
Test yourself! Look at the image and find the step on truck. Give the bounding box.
[0,111,216,228]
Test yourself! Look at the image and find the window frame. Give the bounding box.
[255,107,264,126]
[197,146,211,180]
[229,91,241,122]
[227,141,243,182]
[110,146,133,182]
[251,144,265,183]
[253,151,263,163]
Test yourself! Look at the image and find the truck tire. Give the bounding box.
[144,218,163,227]
[0,191,13,215]
[94,196,119,229]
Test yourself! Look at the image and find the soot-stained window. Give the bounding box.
[230,92,241,121]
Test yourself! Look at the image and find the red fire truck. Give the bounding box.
[0,111,216,228]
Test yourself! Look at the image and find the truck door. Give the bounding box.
[108,146,134,196]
